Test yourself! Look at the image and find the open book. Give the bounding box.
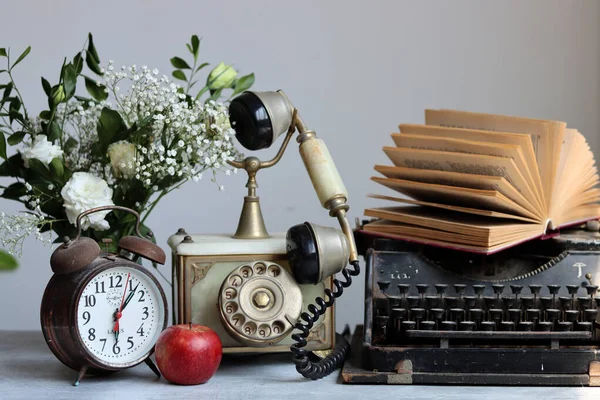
[364,109,600,254]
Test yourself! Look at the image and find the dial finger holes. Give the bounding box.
[267,265,280,277]
[224,302,238,315]
[231,314,245,327]
[229,274,243,287]
[243,322,257,336]
[254,263,266,275]
[224,288,237,300]
[272,321,285,334]
[239,266,253,278]
[258,324,272,338]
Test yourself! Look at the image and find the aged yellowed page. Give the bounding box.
[390,133,543,212]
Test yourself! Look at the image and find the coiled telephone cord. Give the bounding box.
[290,260,360,380]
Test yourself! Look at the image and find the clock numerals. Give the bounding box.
[84,294,96,307]
[95,281,106,294]
[137,324,145,337]
[99,338,107,351]
[88,328,96,341]
[127,336,134,350]
[82,311,91,325]
[113,342,121,355]
[138,290,145,302]
[109,275,123,289]
[128,279,135,292]
[142,307,149,320]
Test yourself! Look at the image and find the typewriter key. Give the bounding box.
[521,296,534,309]
[441,321,457,331]
[425,295,439,309]
[469,308,483,324]
[559,296,572,311]
[518,321,533,331]
[584,308,598,322]
[397,284,410,298]
[480,321,495,331]
[557,321,572,332]
[416,284,430,296]
[500,321,515,331]
[434,284,448,296]
[463,296,477,309]
[401,320,416,333]
[450,308,464,323]
[483,296,497,310]
[527,309,540,323]
[377,281,391,294]
[489,309,503,325]
[579,296,592,310]
[575,321,593,332]
[546,309,561,324]
[472,284,486,297]
[537,321,553,331]
[492,284,505,296]
[586,285,599,296]
[529,285,542,296]
[459,321,476,331]
[407,296,420,308]
[566,284,580,296]
[502,296,515,309]
[508,309,522,324]
[445,296,459,309]
[510,285,523,296]
[565,309,579,322]
[540,296,553,310]
[454,284,467,297]
[420,321,435,330]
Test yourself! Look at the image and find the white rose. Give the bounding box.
[19,135,63,168]
[107,140,136,179]
[61,172,114,231]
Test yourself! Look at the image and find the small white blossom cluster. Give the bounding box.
[0,212,53,256]
[102,62,239,188]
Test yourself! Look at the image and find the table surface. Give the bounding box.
[2,331,600,400]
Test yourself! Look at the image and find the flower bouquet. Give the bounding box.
[0,34,254,267]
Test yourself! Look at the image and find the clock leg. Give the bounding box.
[145,358,161,378]
[73,366,88,387]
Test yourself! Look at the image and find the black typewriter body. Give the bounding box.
[343,227,600,385]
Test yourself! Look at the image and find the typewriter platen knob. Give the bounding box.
[218,261,303,346]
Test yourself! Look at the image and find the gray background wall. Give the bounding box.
[0,0,599,331]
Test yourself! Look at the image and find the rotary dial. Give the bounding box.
[219,261,302,345]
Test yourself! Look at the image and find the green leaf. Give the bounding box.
[7,131,25,145]
[87,33,100,64]
[9,97,21,113]
[0,48,6,57]
[73,52,84,74]
[85,50,103,75]
[3,82,12,99]
[47,121,61,143]
[84,76,108,101]
[39,110,51,120]
[0,154,23,177]
[2,181,26,199]
[63,63,77,100]
[195,62,209,73]
[11,46,31,70]
[172,70,186,81]
[97,107,127,149]
[27,158,52,181]
[8,111,24,124]
[64,137,78,153]
[0,131,6,159]
[41,77,51,96]
[207,88,223,102]
[0,70,6,74]
[0,250,18,270]
[49,157,64,178]
[170,57,191,70]
[191,35,200,58]
[232,73,255,96]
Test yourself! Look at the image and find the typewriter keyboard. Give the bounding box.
[373,282,600,344]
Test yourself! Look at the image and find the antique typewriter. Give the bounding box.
[342,223,600,385]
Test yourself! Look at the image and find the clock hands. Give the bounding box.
[112,273,131,342]
[122,282,140,311]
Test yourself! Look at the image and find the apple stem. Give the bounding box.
[189,322,192,330]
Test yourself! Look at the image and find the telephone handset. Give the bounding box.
[228,91,360,379]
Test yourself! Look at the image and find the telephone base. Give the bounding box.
[341,325,594,386]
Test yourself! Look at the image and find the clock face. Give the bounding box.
[76,265,166,367]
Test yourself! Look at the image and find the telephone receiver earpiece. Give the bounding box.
[286,222,349,285]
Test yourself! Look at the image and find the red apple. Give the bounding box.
[155,324,222,385]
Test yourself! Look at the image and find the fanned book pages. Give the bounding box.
[363,109,600,254]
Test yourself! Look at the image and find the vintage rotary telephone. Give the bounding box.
[227,90,361,379]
